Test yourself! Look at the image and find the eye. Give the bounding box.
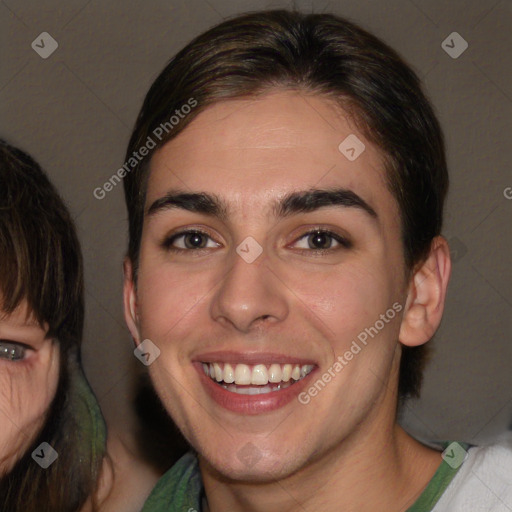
[163,230,220,251]
[0,341,27,361]
[292,229,351,251]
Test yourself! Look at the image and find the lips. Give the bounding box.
[194,353,317,414]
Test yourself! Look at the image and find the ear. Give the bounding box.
[123,257,141,346]
[399,236,452,347]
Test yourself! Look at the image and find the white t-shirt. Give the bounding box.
[433,434,512,511]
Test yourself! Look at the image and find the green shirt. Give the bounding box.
[141,442,469,512]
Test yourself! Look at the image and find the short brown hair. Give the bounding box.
[123,10,448,399]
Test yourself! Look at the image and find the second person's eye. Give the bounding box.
[0,341,27,361]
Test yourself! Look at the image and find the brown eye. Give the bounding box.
[308,231,334,249]
[163,230,220,251]
[182,232,208,249]
[293,229,351,251]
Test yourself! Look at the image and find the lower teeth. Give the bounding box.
[220,381,294,395]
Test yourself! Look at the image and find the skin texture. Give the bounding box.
[0,299,59,476]
[124,90,451,511]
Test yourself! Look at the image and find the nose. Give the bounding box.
[209,252,289,333]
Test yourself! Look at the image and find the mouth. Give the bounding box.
[202,362,315,395]
[195,355,317,414]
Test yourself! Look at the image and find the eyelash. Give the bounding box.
[161,228,351,254]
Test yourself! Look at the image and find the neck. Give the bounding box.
[200,385,442,512]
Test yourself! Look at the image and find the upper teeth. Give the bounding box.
[202,362,314,385]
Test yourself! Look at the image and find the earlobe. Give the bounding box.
[123,258,141,345]
[399,236,452,348]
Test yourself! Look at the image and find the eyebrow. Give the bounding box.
[148,191,229,221]
[276,188,377,220]
[147,188,378,222]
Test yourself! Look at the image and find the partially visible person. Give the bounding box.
[0,139,107,511]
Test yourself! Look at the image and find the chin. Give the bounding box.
[199,442,305,483]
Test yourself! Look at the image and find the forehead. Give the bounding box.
[146,90,396,219]
[0,294,46,331]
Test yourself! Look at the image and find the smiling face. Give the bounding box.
[0,299,59,475]
[125,90,412,481]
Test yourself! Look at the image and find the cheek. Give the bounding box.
[0,367,54,423]
[136,257,217,342]
[289,263,403,415]
[282,259,400,351]
[0,357,59,472]
[136,268,207,397]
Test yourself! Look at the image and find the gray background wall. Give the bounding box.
[1,0,511,459]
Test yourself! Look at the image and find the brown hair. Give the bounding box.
[122,9,448,399]
[0,140,82,347]
[0,139,105,511]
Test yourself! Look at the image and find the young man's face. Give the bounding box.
[126,90,411,480]
[0,299,59,475]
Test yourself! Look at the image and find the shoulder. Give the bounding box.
[141,452,202,512]
[435,433,512,511]
[467,433,512,482]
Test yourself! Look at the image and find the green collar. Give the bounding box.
[406,442,469,511]
[143,442,469,512]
